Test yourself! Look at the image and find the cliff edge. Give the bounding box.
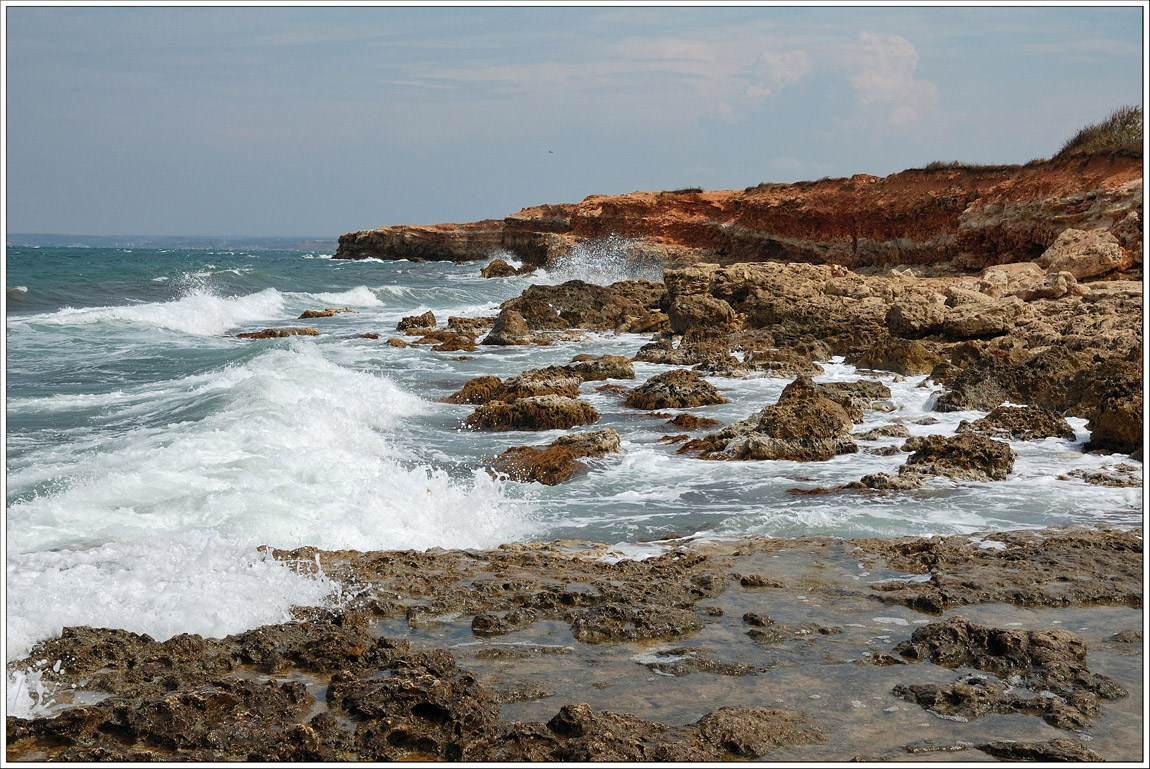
[335,155,1142,274]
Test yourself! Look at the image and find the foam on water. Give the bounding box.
[533,235,664,285]
[8,286,287,337]
[5,534,337,663]
[6,342,537,664]
[296,285,384,307]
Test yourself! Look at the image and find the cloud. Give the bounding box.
[850,31,938,128]
[743,49,810,102]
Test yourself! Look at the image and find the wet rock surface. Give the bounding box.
[487,429,621,485]
[464,395,600,431]
[6,526,1142,762]
[680,375,858,461]
[956,404,1076,441]
[899,433,1017,482]
[623,368,728,410]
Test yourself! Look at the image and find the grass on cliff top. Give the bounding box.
[1055,104,1143,158]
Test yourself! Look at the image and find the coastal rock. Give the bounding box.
[817,379,893,418]
[977,739,1103,762]
[482,309,534,345]
[684,376,857,461]
[335,219,504,262]
[569,604,704,643]
[899,434,1016,481]
[692,706,825,758]
[565,354,636,380]
[299,306,356,319]
[635,328,737,368]
[448,316,496,334]
[1037,227,1130,279]
[488,429,621,485]
[739,348,825,378]
[330,649,499,760]
[624,369,728,410]
[846,338,942,376]
[1085,386,1140,452]
[443,375,504,405]
[397,311,436,332]
[666,413,721,431]
[465,395,600,431]
[235,327,319,339]
[668,294,737,335]
[886,298,946,339]
[956,405,1076,441]
[893,615,1126,729]
[481,258,519,278]
[495,373,584,401]
[976,261,1046,298]
[940,296,1034,340]
[432,334,477,352]
[855,424,913,440]
[500,280,664,332]
[1012,270,1078,301]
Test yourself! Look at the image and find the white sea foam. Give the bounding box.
[10,286,287,336]
[5,534,337,664]
[7,343,534,555]
[6,343,537,667]
[298,285,384,307]
[533,235,664,285]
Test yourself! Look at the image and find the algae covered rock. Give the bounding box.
[465,395,600,431]
[624,369,728,410]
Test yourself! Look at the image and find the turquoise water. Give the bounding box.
[4,244,1141,665]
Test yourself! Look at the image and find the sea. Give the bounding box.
[4,239,1141,714]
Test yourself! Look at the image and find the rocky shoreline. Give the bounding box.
[7,155,1144,762]
[6,527,1143,761]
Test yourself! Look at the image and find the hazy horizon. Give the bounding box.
[5,4,1145,237]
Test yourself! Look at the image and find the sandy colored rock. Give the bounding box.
[668,294,736,334]
[565,354,636,380]
[886,297,946,339]
[846,338,942,376]
[1037,227,1131,279]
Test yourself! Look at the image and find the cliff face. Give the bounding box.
[335,156,1142,272]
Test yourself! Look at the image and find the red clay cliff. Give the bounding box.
[336,155,1142,274]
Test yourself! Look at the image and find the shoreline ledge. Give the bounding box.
[7,524,1143,762]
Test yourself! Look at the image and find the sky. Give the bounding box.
[3,3,1146,237]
